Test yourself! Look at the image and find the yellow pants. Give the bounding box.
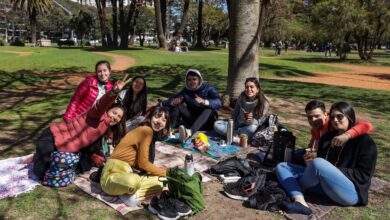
[100,159,164,197]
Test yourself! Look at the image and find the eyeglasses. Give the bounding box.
[330,114,345,121]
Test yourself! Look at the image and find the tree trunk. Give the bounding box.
[258,0,270,43]
[96,0,112,47]
[169,0,190,48]
[161,0,167,36]
[119,0,125,47]
[195,0,204,48]
[30,8,37,44]
[154,0,166,49]
[111,0,118,47]
[129,4,141,46]
[227,0,261,100]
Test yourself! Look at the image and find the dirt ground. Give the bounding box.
[1,52,389,219]
[268,62,390,91]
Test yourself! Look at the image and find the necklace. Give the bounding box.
[325,145,345,166]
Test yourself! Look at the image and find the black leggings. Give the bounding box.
[33,127,56,180]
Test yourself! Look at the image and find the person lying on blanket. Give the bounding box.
[214,77,269,141]
[29,75,131,184]
[276,102,377,215]
[100,106,170,204]
[293,100,373,165]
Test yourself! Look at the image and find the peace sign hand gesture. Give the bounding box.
[113,74,132,92]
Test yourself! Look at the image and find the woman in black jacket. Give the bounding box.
[276,102,377,215]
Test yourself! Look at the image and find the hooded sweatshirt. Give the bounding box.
[169,69,221,112]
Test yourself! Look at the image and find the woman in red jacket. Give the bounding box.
[32,75,132,184]
[63,60,113,122]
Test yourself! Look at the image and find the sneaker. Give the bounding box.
[169,198,192,216]
[178,125,192,143]
[148,196,179,220]
[160,191,192,216]
[223,175,265,201]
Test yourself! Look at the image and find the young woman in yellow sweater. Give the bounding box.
[100,106,170,200]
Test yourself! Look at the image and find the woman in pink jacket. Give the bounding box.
[32,75,132,183]
[63,60,113,122]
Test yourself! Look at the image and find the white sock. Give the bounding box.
[119,194,141,207]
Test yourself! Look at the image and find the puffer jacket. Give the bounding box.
[63,75,113,122]
[51,90,116,153]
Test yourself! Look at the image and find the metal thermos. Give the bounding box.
[185,154,194,176]
[227,119,234,145]
[284,146,293,163]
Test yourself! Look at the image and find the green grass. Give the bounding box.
[0,46,389,219]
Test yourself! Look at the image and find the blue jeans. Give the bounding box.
[275,158,359,206]
[214,120,258,138]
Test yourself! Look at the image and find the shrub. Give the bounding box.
[0,38,5,46]
[10,38,25,46]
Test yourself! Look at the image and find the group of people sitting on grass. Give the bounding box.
[27,60,376,216]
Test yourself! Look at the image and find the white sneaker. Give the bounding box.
[119,194,141,207]
[179,125,186,143]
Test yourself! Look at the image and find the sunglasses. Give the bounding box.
[330,113,345,121]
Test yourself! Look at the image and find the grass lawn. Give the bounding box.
[0,46,389,219]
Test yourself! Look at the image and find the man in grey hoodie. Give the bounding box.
[167,69,221,142]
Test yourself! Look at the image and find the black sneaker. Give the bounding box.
[170,198,192,216]
[148,196,179,220]
[160,191,192,216]
[223,175,266,201]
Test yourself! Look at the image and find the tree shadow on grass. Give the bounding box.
[261,79,390,116]
[259,63,314,77]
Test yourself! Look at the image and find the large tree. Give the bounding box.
[227,0,261,100]
[70,10,94,46]
[154,0,167,48]
[169,0,190,47]
[11,0,52,44]
[95,0,112,46]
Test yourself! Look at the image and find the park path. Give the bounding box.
[1,51,33,57]
[92,51,135,72]
[264,58,390,91]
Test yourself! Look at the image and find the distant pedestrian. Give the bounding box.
[325,42,332,57]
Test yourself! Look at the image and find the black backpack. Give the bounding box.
[272,130,295,163]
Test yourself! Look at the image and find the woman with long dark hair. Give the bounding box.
[100,106,170,201]
[276,102,377,215]
[118,76,148,132]
[214,77,269,139]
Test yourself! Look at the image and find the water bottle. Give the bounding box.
[184,154,194,176]
[284,146,293,163]
[227,119,234,145]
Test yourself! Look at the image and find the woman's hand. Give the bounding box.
[113,74,132,92]
[171,97,183,106]
[332,132,351,147]
[245,112,253,123]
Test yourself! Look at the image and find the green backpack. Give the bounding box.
[166,167,205,214]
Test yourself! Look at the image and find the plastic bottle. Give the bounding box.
[184,154,194,176]
[227,119,234,145]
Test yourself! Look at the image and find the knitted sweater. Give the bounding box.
[231,94,269,127]
[63,75,113,122]
[110,126,166,177]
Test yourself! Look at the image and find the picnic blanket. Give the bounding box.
[284,177,389,220]
[0,155,40,200]
[182,131,243,158]
[74,141,218,215]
